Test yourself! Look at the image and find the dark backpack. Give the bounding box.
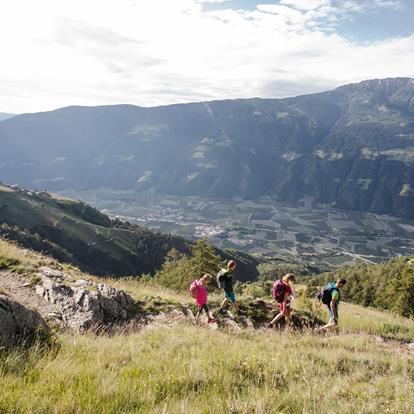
[216,269,227,290]
[317,283,339,305]
[272,279,286,303]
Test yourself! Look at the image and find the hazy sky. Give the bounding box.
[1,0,413,113]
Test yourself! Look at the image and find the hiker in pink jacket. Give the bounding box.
[190,273,216,324]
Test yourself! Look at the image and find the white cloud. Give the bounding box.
[280,0,331,11]
[0,0,412,113]
[196,0,230,3]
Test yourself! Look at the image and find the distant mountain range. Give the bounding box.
[0,113,15,122]
[0,77,413,218]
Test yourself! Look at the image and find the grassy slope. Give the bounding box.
[1,240,414,413]
[1,327,413,413]
[0,184,260,279]
[0,184,191,275]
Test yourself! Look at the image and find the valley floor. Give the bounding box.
[62,190,414,265]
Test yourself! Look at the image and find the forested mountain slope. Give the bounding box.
[0,183,259,279]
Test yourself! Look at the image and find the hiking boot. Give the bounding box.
[208,318,217,324]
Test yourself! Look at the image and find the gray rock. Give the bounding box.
[74,279,93,287]
[220,318,242,332]
[36,274,136,332]
[0,294,50,348]
[38,267,69,282]
[238,316,255,329]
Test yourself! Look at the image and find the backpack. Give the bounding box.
[317,283,339,305]
[189,280,200,299]
[216,269,227,290]
[272,279,287,303]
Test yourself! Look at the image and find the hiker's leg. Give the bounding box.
[316,306,335,332]
[269,303,286,325]
[205,305,215,322]
[285,307,292,325]
[219,296,229,311]
[319,320,336,331]
[229,291,238,312]
[195,308,201,324]
[270,311,285,325]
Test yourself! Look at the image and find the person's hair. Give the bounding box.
[202,273,213,282]
[283,273,296,283]
[337,277,347,285]
[227,260,236,269]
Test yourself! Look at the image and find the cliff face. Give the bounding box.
[1,78,413,217]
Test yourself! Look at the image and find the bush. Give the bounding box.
[307,256,414,317]
[155,240,223,292]
[0,255,20,270]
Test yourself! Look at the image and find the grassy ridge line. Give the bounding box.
[1,238,414,341]
[1,327,413,414]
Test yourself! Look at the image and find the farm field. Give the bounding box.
[62,190,414,266]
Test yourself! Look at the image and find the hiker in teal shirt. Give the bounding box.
[316,277,347,332]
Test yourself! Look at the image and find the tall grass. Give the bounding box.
[0,326,413,414]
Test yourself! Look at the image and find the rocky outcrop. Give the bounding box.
[28,267,323,334]
[0,294,50,348]
[35,267,137,332]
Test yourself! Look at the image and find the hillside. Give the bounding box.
[1,78,414,218]
[0,182,191,276]
[0,183,259,280]
[0,240,413,413]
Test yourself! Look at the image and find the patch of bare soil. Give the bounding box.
[0,270,56,319]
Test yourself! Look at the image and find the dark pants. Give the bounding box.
[198,304,210,314]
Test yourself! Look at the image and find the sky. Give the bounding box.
[0,0,413,114]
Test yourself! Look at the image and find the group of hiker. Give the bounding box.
[190,260,347,332]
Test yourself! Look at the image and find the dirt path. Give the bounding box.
[0,270,56,318]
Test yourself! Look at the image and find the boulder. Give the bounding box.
[38,267,69,281]
[0,294,50,348]
[36,273,137,332]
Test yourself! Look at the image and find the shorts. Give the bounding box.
[277,302,292,316]
[224,291,236,303]
[326,305,338,323]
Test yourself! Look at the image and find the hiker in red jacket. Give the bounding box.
[268,273,296,328]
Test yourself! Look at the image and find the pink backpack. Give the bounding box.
[189,280,199,299]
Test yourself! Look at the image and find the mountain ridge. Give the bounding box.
[1,77,413,217]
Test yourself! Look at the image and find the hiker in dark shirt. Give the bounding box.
[217,260,238,313]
